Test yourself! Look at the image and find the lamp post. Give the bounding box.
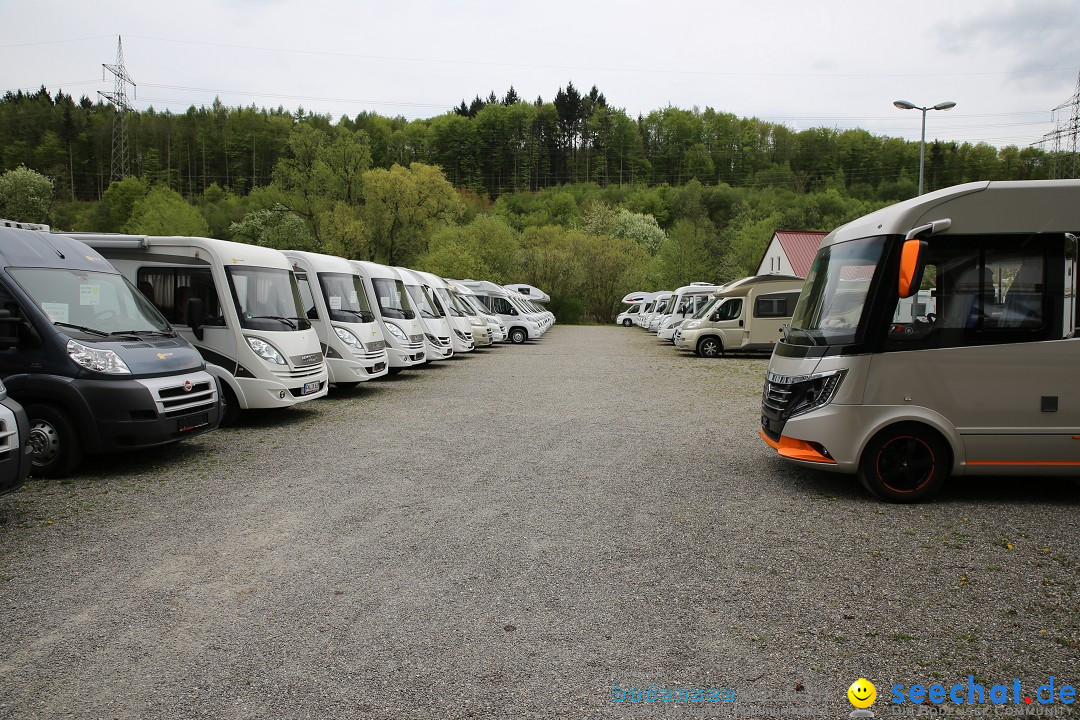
[893,100,956,195]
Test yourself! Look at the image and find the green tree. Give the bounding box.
[0,165,53,223]
[124,185,210,236]
[360,162,463,265]
[229,204,316,251]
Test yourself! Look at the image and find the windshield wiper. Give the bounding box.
[248,315,297,329]
[53,321,108,337]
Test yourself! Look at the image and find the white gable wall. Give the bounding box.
[756,235,796,276]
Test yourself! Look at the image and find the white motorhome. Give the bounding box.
[412,269,477,353]
[79,234,328,424]
[283,251,389,387]
[504,284,550,303]
[395,267,454,361]
[760,180,1080,502]
[642,292,673,331]
[674,275,804,356]
[350,261,426,373]
[507,288,550,334]
[657,282,720,341]
[457,280,542,344]
[616,301,644,327]
[447,281,506,343]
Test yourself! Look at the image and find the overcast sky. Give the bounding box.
[3,0,1078,149]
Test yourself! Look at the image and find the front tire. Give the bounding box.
[622,319,632,326]
[26,403,82,478]
[858,423,949,503]
[696,336,722,358]
[219,383,242,427]
[509,327,527,344]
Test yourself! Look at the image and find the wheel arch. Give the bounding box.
[854,409,963,476]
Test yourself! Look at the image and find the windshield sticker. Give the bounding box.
[349,291,358,305]
[41,302,69,323]
[329,296,342,310]
[80,284,100,306]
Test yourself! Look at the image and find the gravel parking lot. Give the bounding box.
[1,325,1078,719]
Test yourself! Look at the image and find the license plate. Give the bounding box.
[373,362,386,372]
[178,412,209,432]
[302,381,321,395]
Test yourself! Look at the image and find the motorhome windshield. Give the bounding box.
[10,268,171,336]
[655,297,672,314]
[435,288,465,317]
[787,236,884,346]
[371,277,415,320]
[319,272,375,323]
[460,294,490,317]
[692,297,721,320]
[405,284,439,319]
[226,266,310,332]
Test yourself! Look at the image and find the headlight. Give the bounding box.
[424,332,437,344]
[470,317,485,327]
[245,336,286,365]
[384,322,408,342]
[67,339,130,374]
[333,326,363,349]
[686,320,702,329]
[773,370,846,419]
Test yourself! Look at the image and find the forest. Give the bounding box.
[0,83,1062,322]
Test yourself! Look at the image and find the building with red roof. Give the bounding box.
[755,230,829,278]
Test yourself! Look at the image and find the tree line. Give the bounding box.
[0,83,1067,322]
[1,83,1058,203]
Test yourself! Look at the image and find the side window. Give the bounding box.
[885,235,1058,351]
[0,281,26,344]
[715,298,743,321]
[755,295,787,318]
[138,267,225,326]
[295,274,319,320]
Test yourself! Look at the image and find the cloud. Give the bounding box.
[935,0,1080,75]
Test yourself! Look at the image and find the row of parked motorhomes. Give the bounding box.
[0,220,553,486]
[620,181,1080,503]
[617,275,805,357]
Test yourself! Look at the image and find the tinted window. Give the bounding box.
[138,267,225,326]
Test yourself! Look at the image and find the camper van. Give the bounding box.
[282,251,389,387]
[2,223,220,475]
[395,267,454,361]
[675,275,804,357]
[760,180,1080,502]
[350,261,426,373]
[413,270,483,352]
[447,281,506,343]
[657,282,721,341]
[77,233,327,425]
[457,280,542,344]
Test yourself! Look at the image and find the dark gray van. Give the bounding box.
[0,221,222,477]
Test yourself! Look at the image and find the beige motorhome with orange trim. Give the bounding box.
[760,180,1080,502]
[674,275,803,357]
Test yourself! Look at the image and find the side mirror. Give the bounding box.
[709,312,720,322]
[509,308,518,316]
[898,239,928,299]
[186,297,205,341]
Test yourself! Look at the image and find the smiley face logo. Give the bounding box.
[847,678,876,709]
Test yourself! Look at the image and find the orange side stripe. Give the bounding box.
[967,460,1080,467]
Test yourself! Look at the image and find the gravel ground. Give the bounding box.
[1,325,1078,720]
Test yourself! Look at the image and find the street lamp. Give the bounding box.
[893,100,956,195]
